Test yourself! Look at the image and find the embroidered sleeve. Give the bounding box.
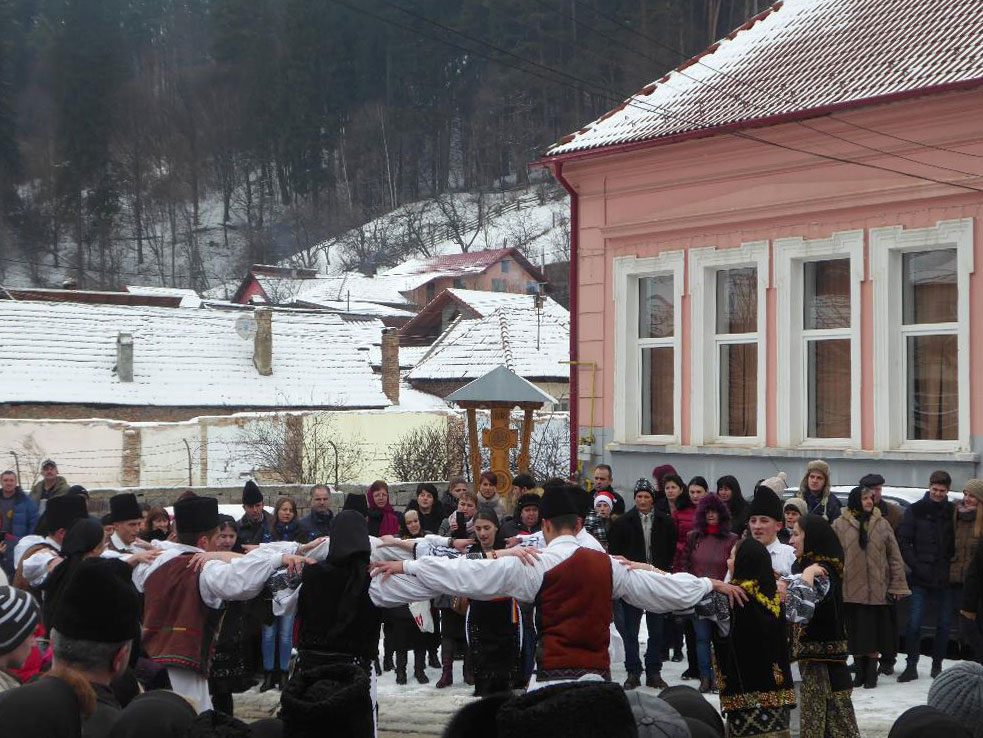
[782,574,829,624]
[695,590,732,637]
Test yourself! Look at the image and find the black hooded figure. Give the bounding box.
[791,514,860,738]
[711,538,795,738]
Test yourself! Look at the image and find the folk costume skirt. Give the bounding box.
[798,661,860,738]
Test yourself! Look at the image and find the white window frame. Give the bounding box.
[612,251,684,445]
[774,230,863,449]
[871,219,973,452]
[689,242,768,446]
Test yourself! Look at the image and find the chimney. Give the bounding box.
[381,328,400,404]
[253,308,273,376]
[116,333,134,382]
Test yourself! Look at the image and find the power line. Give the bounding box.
[566,0,983,161]
[340,0,983,195]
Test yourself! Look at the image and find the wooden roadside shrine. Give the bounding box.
[446,365,557,497]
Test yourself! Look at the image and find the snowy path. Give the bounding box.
[235,651,946,736]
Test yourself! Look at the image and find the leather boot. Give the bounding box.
[435,647,454,689]
[463,649,475,686]
[863,657,878,689]
[259,671,276,692]
[853,656,866,687]
[428,648,441,669]
[278,672,288,691]
[414,650,429,684]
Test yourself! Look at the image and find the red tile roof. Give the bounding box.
[546,0,983,158]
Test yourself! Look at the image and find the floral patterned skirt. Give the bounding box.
[727,706,791,738]
[798,661,861,738]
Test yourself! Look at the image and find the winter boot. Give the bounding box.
[463,650,475,686]
[384,653,395,672]
[413,650,429,684]
[698,677,713,694]
[646,673,668,689]
[680,667,699,680]
[852,656,866,687]
[879,657,895,676]
[931,659,943,678]
[435,645,454,689]
[260,671,276,692]
[428,647,441,669]
[897,663,919,682]
[863,658,878,689]
[396,651,408,685]
[278,672,288,691]
[623,673,641,690]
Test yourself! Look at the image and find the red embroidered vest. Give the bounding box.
[142,555,225,675]
[535,547,612,676]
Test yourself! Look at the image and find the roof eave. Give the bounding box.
[534,78,983,168]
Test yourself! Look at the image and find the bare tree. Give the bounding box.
[387,421,464,482]
[234,414,366,485]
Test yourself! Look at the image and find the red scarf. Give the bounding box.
[368,494,401,536]
[707,523,720,536]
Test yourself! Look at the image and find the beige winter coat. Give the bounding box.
[833,508,910,605]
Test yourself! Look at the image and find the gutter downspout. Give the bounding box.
[551,161,579,475]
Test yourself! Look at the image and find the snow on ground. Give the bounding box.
[235,628,947,737]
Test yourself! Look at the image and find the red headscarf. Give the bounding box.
[367,484,401,536]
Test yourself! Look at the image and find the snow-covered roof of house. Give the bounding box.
[366,344,431,370]
[292,297,416,320]
[381,247,547,287]
[546,0,983,157]
[0,301,389,408]
[408,302,569,382]
[290,273,417,309]
[125,285,201,308]
[399,288,561,346]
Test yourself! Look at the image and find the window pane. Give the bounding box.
[638,275,674,338]
[716,267,757,334]
[804,259,850,329]
[906,334,958,441]
[719,343,757,437]
[903,249,957,325]
[807,339,851,438]
[641,347,673,435]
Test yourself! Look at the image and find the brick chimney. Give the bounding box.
[116,333,134,382]
[381,328,400,404]
[253,308,273,376]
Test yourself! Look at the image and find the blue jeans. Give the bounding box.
[906,585,954,665]
[693,617,714,679]
[522,623,537,682]
[617,600,664,676]
[262,613,295,672]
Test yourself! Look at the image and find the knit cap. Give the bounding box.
[594,491,616,511]
[0,586,39,655]
[634,478,655,496]
[759,472,788,498]
[964,479,983,506]
[928,662,983,738]
[783,497,808,517]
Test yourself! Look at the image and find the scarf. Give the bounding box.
[367,494,400,536]
[846,487,872,549]
[793,513,845,576]
[446,511,475,538]
[274,519,297,541]
[706,523,720,536]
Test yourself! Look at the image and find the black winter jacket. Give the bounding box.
[607,507,677,570]
[897,493,955,589]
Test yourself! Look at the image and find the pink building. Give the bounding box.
[543,0,983,488]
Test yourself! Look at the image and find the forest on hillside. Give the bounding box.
[0,0,769,291]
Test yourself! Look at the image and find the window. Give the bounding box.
[612,251,684,444]
[774,231,862,448]
[689,242,768,445]
[426,283,436,303]
[491,279,506,292]
[453,278,464,289]
[871,219,972,451]
[501,260,511,273]
[902,249,958,441]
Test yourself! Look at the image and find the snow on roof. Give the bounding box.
[408,303,569,382]
[443,288,546,316]
[547,0,983,157]
[367,344,431,370]
[0,301,389,408]
[293,297,417,320]
[125,285,202,308]
[381,248,547,287]
[284,272,417,309]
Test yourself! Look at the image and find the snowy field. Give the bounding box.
[234,627,947,736]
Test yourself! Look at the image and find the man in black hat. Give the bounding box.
[16,494,88,590]
[131,495,311,712]
[745,484,797,578]
[501,492,542,539]
[370,485,746,691]
[52,557,142,737]
[107,493,144,554]
[237,479,273,549]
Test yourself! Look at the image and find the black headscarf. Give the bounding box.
[795,513,844,576]
[42,517,106,630]
[716,475,747,521]
[107,690,196,738]
[732,537,777,598]
[304,510,371,640]
[846,486,873,549]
